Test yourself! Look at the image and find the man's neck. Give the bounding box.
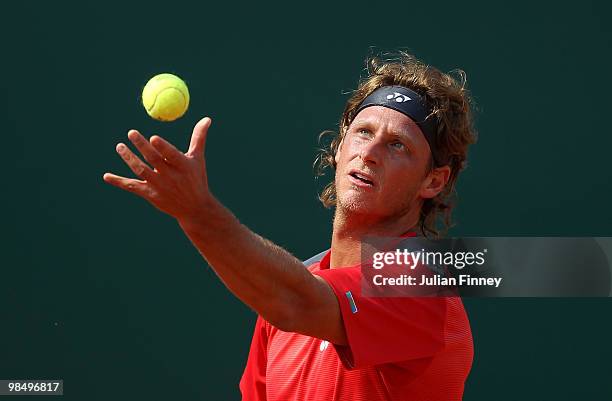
[329,208,419,269]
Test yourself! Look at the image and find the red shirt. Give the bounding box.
[240,250,474,401]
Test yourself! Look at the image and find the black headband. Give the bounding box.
[354,85,444,166]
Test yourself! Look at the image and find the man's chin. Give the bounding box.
[337,195,379,215]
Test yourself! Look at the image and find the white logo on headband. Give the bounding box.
[386,92,412,103]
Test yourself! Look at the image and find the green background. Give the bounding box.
[2,1,611,400]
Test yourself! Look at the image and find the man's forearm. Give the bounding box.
[177,197,317,329]
[104,117,345,343]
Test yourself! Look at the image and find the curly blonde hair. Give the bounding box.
[314,51,477,238]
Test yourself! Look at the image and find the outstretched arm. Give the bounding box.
[103,117,346,345]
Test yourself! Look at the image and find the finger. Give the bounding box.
[150,135,186,166]
[187,117,212,157]
[115,143,157,182]
[127,130,167,172]
[102,173,149,197]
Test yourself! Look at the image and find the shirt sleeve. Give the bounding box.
[239,316,269,401]
[313,267,447,370]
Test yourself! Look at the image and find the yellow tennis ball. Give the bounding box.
[142,73,190,122]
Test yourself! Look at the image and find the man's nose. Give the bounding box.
[359,137,384,165]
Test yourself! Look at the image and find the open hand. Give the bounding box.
[103,117,214,222]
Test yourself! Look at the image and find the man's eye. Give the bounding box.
[358,129,371,136]
[391,141,405,150]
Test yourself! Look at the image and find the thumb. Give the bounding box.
[187,117,212,157]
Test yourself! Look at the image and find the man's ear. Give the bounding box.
[334,136,345,165]
[419,165,451,199]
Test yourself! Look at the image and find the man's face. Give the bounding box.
[334,106,435,220]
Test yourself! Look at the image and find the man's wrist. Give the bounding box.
[176,195,230,235]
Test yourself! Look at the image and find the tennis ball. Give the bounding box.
[142,73,190,122]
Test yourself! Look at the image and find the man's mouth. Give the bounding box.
[348,170,375,187]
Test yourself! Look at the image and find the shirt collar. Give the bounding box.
[318,231,417,270]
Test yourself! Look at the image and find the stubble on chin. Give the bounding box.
[335,183,419,226]
[336,189,378,217]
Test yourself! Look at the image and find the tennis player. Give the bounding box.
[103,51,477,400]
